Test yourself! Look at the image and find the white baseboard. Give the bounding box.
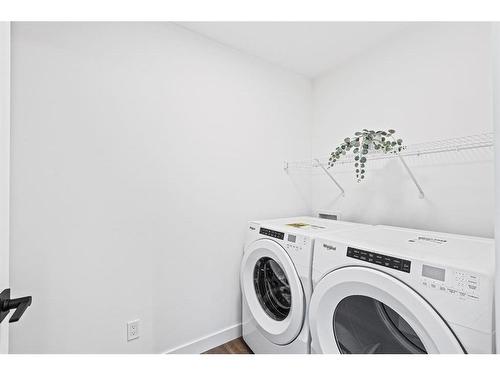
[164,323,242,354]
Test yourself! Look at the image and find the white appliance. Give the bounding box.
[240,216,368,354]
[309,225,495,354]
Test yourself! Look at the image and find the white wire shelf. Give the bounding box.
[285,132,493,169]
[284,132,494,199]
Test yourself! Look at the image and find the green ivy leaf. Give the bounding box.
[329,129,403,183]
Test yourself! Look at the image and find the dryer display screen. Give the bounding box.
[347,247,411,273]
[422,264,445,281]
[259,227,285,240]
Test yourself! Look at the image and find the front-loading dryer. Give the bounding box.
[309,225,495,354]
[240,216,368,354]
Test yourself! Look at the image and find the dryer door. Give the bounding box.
[241,239,305,345]
[309,266,464,354]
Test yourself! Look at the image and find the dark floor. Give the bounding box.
[203,337,253,354]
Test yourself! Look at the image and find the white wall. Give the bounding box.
[312,23,494,238]
[10,22,311,353]
[491,22,500,353]
[0,22,10,354]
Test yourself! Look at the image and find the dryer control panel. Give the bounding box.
[346,247,411,273]
[420,265,480,302]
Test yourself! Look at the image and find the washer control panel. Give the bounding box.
[259,227,284,240]
[346,247,411,273]
[285,233,307,252]
[259,227,306,251]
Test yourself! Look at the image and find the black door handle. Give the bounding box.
[0,288,32,324]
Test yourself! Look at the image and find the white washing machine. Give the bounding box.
[240,216,369,354]
[309,225,495,354]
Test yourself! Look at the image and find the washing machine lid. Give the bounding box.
[241,238,305,345]
[251,216,368,237]
[309,266,464,354]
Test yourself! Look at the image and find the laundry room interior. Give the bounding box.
[0,20,498,356]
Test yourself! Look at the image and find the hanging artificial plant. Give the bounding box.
[328,129,405,182]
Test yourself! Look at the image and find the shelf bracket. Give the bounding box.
[397,154,425,199]
[313,158,345,197]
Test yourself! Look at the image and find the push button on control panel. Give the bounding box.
[401,260,411,272]
[347,247,411,273]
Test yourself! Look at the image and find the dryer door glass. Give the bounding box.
[253,257,291,321]
[333,295,427,354]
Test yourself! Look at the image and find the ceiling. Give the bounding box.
[178,22,412,78]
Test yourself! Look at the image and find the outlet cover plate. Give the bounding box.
[127,320,140,341]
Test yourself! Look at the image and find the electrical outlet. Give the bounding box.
[127,320,140,341]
